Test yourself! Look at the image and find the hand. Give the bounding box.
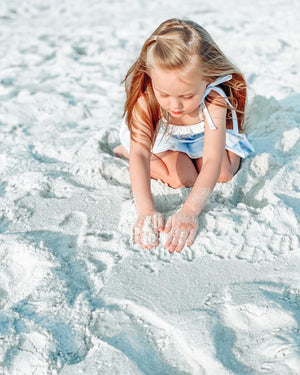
[134,212,164,250]
[164,209,198,253]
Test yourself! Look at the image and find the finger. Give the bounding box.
[146,234,159,249]
[157,214,165,232]
[142,235,157,249]
[175,231,189,252]
[164,217,173,233]
[139,216,154,248]
[152,213,164,233]
[164,229,175,251]
[134,224,142,244]
[166,230,183,253]
[186,228,197,247]
[141,227,159,250]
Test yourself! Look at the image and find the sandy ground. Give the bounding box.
[0,0,299,374]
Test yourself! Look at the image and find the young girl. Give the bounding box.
[114,18,254,253]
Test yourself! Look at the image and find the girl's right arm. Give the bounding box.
[129,141,154,216]
[129,114,164,249]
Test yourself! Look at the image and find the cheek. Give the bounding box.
[155,96,168,108]
[190,96,202,108]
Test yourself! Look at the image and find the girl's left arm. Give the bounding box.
[164,93,227,252]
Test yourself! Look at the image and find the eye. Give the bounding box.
[184,95,194,99]
[159,93,168,98]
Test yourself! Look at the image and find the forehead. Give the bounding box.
[150,56,204,95]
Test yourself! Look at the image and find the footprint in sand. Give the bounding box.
[208,282,300,374]
[59,210,126,293]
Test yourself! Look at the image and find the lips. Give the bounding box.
[171,110,182,115]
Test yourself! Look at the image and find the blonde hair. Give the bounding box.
[123,18,247,149]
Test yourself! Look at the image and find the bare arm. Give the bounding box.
[183,95,227,214]
[129,140,154,215]
[165,93,227,252]
[128,96,164,249]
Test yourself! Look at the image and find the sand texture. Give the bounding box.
[0,0,299,374]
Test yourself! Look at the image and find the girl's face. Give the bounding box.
[150,56,209,123]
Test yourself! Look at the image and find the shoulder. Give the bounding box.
[206,89,227,107]
[205,90,227,120]
[202,89,227,132]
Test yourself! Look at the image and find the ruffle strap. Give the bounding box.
[201,74,239,134]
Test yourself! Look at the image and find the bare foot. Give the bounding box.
[113,145,129,159]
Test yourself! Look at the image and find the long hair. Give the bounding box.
[123,18,247,148]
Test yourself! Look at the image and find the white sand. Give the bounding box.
[0,0,299,374]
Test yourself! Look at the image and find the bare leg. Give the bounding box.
[218,150,241,182]
[194,150,241,183]
[113,145,129,159]
[114,146,197,188]
[114,145,240,186]
[150,151,198,189]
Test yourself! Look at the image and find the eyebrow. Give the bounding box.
[153,86,198,97]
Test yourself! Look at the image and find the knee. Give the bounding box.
[165,174,196,189]
[150,151,197,188]
[218,169,234,183]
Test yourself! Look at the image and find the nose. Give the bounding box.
[169,97,182,110]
